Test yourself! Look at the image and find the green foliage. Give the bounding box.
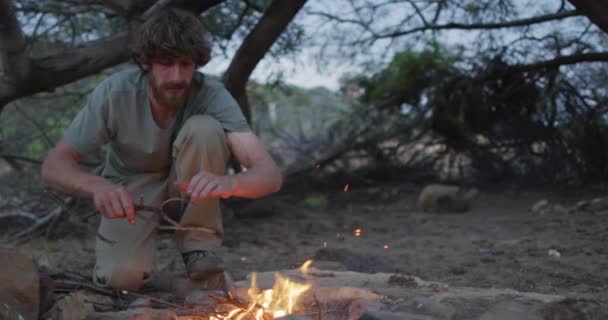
[32,241,60,253]
[363,43,460,107]
[342,41,608,183]
[0,71,104,160]
[302,194,328,208]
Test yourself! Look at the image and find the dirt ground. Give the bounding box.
[1,163,608,314]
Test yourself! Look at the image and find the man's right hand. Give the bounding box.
[93,184,136,224]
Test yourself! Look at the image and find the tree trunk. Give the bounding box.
[223,0,308,123]
[0,0,223,113]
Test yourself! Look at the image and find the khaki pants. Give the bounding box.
[93,115,230,291]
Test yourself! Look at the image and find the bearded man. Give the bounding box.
[41,9,282,291]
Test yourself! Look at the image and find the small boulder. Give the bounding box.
[0,249,39,320]
[418,184,478,213]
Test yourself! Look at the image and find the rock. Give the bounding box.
[531,199,550,214]
[0,249,39,320]
[541,298,608,320]
[86,308,178,320]
[548,249,561,258]
[0,158,13,176]
[170,276,199,299]
[479,301,544,320]
[313,248,397,273]
[348,299,383,320]
[310,260,347,271]
[418,184,478,213]
[129,297,153,309]
[275,316,313,320]
[576,196,608,213]
[531,200,569,215]
[396,296,455,319]
[44,291,95,320]
[359,310,433,320]
[551,205,569,215]
[587,197,608,211]
[39,274,56,315]
[184,289,219,309]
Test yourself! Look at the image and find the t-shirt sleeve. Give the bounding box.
[203,85,251,132]
[63,83,112,155]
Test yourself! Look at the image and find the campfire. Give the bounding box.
[210,260,313,320]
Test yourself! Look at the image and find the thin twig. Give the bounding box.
[142,0,172,18]
[9,206,64,242]
[157,225,216,233]
[135,202,217,235]
[83,298,128,309]
[313,293,322,320]
[56,279,116,296]
[120,290,210,317]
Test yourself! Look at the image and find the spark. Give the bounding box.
[355,228,361,237]
[343,184,350,192]
[384,244,390,249]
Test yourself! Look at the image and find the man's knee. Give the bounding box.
[95,264,151,292]
[178,115,225,143]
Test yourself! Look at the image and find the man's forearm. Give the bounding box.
[231,164,282,199]
[42,152,110,198]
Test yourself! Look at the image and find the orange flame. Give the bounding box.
[217,260,313,319]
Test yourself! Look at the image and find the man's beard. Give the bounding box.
[149,76,191,110]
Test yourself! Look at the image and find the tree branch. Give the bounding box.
[0,32,130,106]
[377,9,582,39]
[96,0,135,16]
[223,0,308,121]
[567,0,608,34]
[0,0,30,85]
[512,52,608,72]
[310,8,583,43]
[0,0,225,111]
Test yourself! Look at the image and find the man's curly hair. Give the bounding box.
[129,9,211,69]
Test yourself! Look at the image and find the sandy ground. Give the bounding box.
[1,165,608,314]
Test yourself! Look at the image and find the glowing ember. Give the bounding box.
[343,184,350,192]
[216,261,313,319]
[355,228,362,237]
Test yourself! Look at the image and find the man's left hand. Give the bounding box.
[179,172,236,200]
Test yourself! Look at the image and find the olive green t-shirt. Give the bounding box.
[63,67,250,184]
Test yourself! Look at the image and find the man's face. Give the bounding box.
[147,57,196,110]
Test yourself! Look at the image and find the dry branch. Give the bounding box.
[7,206,64,241]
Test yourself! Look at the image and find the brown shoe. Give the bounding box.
[182,250,225,281]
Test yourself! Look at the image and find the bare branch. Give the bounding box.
[0,0,225,110]
[0,0,30,82]
[311,8,582,47]
[0,32,130,106]
[375,9,583,39]
[97,0,135,15]
[568,0,608,34]
[142,0,172,18]
[513,52,608,72]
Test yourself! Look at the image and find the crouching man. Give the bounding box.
[41,9,281,291]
